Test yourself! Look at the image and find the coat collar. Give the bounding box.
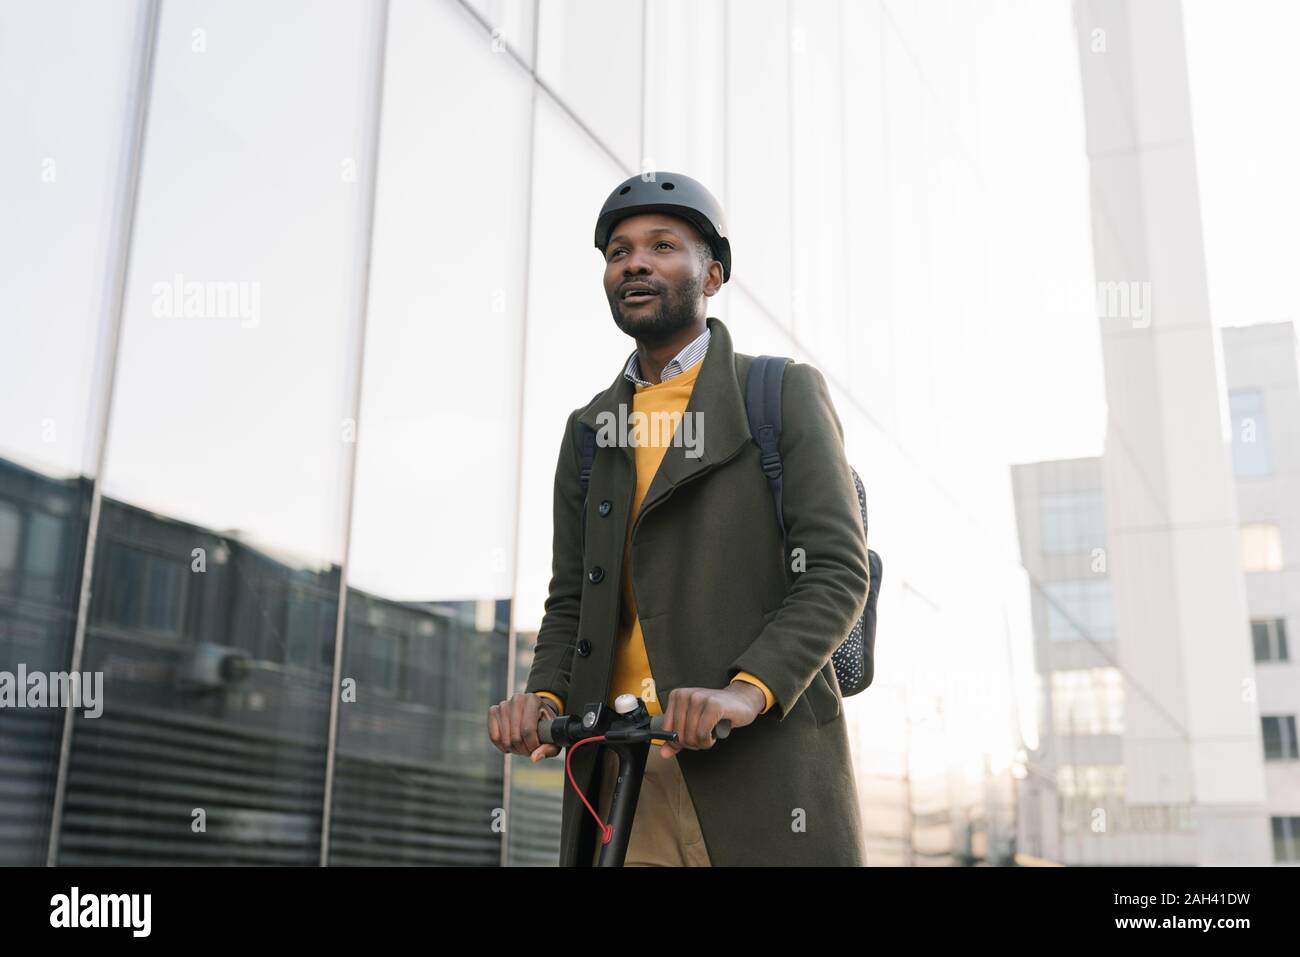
[577,315,753,518]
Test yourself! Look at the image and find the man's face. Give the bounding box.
[602,212,722,344]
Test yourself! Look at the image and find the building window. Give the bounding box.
[1261,715,1298,761]
[1252,619,1289,663]
[1057,764,1125,798]
[96,540,188,638]
[1240,523,1284,573]
[1274,817,1300,863]
[22,511,64,603]
[285,587,337,671]
[1041,490,1107,554]
[1229,390,1271,477]
[0,502,19,595]
[360,626,403,698]
[1051,668,1124,735]
[1043,580,1115,642]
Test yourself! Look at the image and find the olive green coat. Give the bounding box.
[525,315,870,866]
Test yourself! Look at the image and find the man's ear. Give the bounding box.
[703,261,724,297]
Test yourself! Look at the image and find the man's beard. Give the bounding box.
[608,271,705,347]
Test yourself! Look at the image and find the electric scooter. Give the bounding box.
[537,692,731,866]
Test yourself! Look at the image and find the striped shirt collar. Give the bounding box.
[622,326,711,387]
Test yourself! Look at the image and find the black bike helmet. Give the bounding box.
[594,171,732,282]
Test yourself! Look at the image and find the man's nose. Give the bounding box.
[621,249,654,275]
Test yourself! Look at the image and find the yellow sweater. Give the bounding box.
[537,357,775,717]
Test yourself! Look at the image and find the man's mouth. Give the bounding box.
[621,286,660,305]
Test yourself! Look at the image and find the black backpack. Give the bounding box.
[744,356,881,697]
[574,355,882,698]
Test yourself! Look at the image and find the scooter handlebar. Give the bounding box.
[650,713,731,740]
[536,711,731,745]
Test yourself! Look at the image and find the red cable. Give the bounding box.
[565,735,615,845]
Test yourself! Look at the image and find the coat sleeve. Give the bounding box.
[725,363,870,721]
[523,409,585,710]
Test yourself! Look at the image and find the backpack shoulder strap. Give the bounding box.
[745,356,793,562]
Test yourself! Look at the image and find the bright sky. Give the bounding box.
[1184,0,1300,332]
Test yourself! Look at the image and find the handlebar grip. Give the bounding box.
[649,714,731,740]
[536,712,731,746]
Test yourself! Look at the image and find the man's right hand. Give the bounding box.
[488,692,561,762]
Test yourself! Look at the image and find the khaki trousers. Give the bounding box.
[590,746,712,867]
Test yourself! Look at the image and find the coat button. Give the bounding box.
[598,500,612,517]
[577,640,591,657]
[588,566,605,584]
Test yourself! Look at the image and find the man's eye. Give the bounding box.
[657,242,673,250]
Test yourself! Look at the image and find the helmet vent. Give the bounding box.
[661,182,675,190]
[618,185,631,195]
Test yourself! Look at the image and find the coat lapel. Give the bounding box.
[577,315,753,530]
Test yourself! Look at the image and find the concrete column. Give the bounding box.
[1073,0,1269,864]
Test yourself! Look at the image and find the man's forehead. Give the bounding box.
[608,216,696,245]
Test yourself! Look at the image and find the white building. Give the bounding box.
[1223,322,1300,863]
[1012,322,1299,864]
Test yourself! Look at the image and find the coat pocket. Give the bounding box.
[803,664,842,726]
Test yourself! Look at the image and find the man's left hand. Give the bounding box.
[658,681,766,757]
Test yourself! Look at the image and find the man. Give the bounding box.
[488,172,870,866]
